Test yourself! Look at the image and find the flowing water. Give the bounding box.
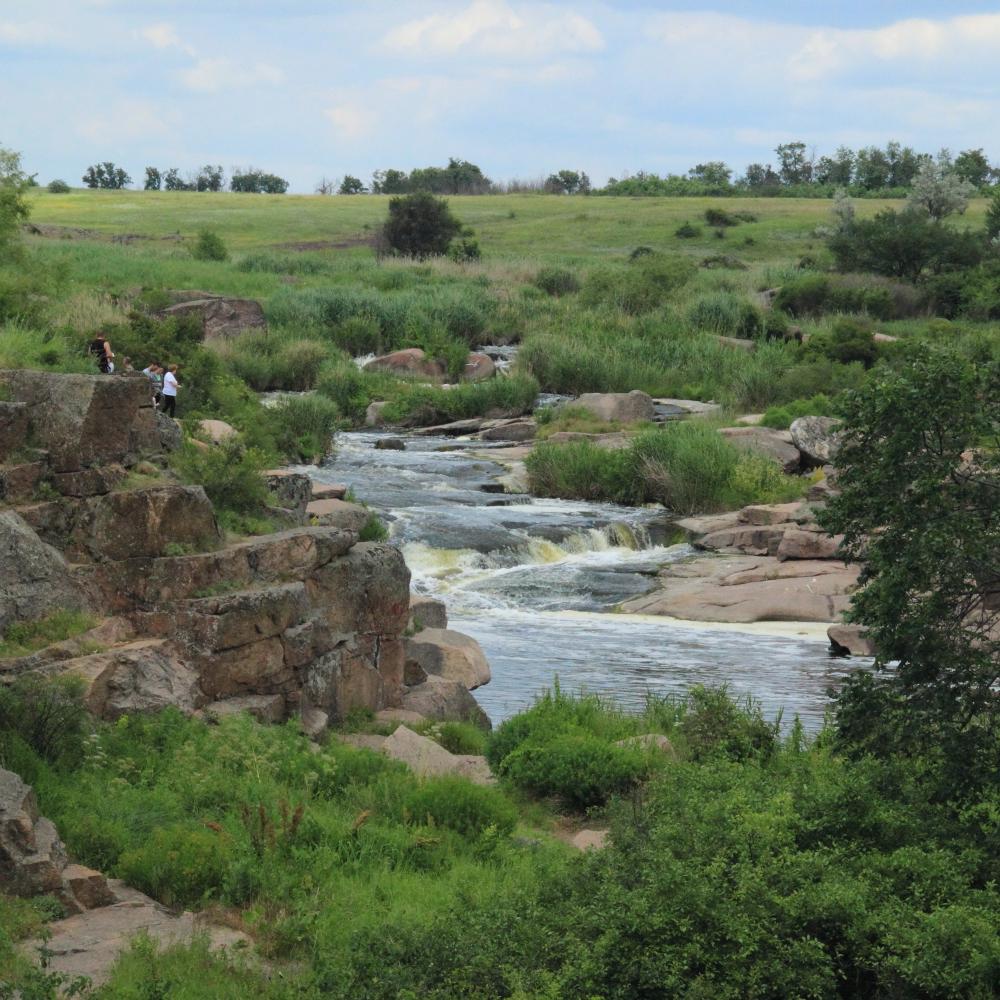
[308,431,855,729]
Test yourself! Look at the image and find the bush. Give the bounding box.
[525,440,635,503]
[379,192,462,259]
[534,267,580,297]
[704,207,740,227]
[674,221,701,238]
[761,393,835,429]
[46,179,70,194]
[380,374,538,427]
[171,437,271,525]
[686,292,763,337]
[403,777,517,837]
[0,674,88,768]
[191,228,228,262]
[264,394,340,463]
[447,237,481,263]
[805,317,880,368]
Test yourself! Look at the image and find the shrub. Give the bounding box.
[379,191,462,259]
[534,267,580,296]
[46,179,70,193]
[263,394,340,463]
[580,256,695,314]
[403,777,516,837]
[686,292,762,337]
[805,317,879,368]
[525,440,635,503]
[191,228,228,262]
[447,237,481,263]
[704,207,740,227]
[171,437,271,524]
[499,733,649,809]
[674,221,701,238]
[237,252,331,276]
[0,610,94,660]
[0,674,88,767]
[380,374,538,427]
[358,513,389,542]
[761,393,835,429]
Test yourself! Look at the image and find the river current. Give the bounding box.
[305,430,855,729]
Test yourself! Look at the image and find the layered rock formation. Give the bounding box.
[0,370,490,732]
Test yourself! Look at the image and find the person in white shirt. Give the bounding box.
[162,364,181,417]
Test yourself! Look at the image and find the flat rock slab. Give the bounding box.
[382,725,494,785]
[653,398,722,417]
[25,880,250,987]
[571,829,609,851]
[306,498,369,533]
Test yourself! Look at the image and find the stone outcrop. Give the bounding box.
[0,768,113,914]
[574,390,655,423]
[828,624,875,657]
[0,400,29,463]
[719,427,801,473]
[462,353,496,382]
[410,595,448,630]
[382,725,493,785]
[306,497,370,532]
[790,416,843,466]
[160,295,266,340]
[402,675,491,730]
[404,628,491,690]
[364,348,445,379]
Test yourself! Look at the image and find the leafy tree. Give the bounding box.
[907,153,976,220]
[378,191,462,258]
[774,141,812,185]
[885,141,926,187]
[46,179,70,194]
[163,167,190,191]
[687,161,732,188]
[814,145,855,186]
[821,347,1000,741]
[954,147,992,188]
[370,168,409,194]
[194,164,224,192]
[144,166,162,190]
[0,145,32,261]
[986,187,1000,242]
[854,146,892,190]
[82,161,130,189]
[230,168,288,194]
[742,162,780,188]
[338,175,365,195]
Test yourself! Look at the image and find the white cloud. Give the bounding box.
[180,57,284,92]
[0,20,58,44]
[141,22,180,49]
[75,98,175,144]
[383,0,603,58]
[325,103,372,140]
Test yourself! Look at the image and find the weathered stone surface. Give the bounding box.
[202,694,286,723]
[62,864,115,910]
[300,635,389,720]
[0,400,29,462]
[0,460,46,502]
[365,401,389,427]
[828,624,875,657]
[715,335,754,351]
[674,512,742,538]
[0,370,155,472]
[196,418,238,444]
[0,768,68,899]
[201,637,287,700]
[376,707,426,725]
[653,398,723,417]
[573,390,654,423]
[300,706,329,738]
[311,483,348,501]
[410,595,448,631]
[382,726,494,785]
[698,523,792,556]
[161,296,266,340]
[26,880,251,987]
[401,676,491,730]
[364,348,445,379]
[790,416,843,466]
[306,497,370,533]
[51,464,126,498]
[0,510,84,632]
[411,418,485,437]
[374,438,406,450]
[404,628,491,690]
[479,419,537,442]
[462,352,496,381]
[263,470,312,523]
[156,412,183,452]
[719,426,801,472]
[545,431,632,450]
[776,528,844,561]
[737,502,805,526]
[61,639,202,719]
[180,582,310,652]
[46,485,222,563]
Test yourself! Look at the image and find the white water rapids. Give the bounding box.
[305,431,856,729]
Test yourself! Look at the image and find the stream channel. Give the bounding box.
[306,430,855,730]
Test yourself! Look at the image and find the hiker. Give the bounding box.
[142,362,163,406]
[161,364,180,417]
[120,356,134,373]
[89,332,114,374]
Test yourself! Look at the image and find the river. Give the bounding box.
[306,430,855,730]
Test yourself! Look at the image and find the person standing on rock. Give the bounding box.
[89,332,114,374]
[161,364,181,417]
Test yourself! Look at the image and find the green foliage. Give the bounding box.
[46,179,70,194]
[379,192,462,259]
[230,169,288,194]
[0,674,89,768]
[533,266,580,296]
[0,610,94,660]
[237,251,332,276]
[0,145,32,263]
[773,272,921,319]
[358,513,389,542]
[986,188,1000,242]
[704,206,741,227]
[447,236,481,263]
[677,685,779,762]
[190,228,229,262]
[264,393,340,463]
[580,255,695,314]
[525,440,636,503]
[171,437,271,523]
[379,373,538,427]
[674,220,701,238]
[761,393,835,428]
[804,316,880,368]
[686,291,763,337]
[403,777,517,837]
[81,162,130,189]
[821,346,1000,746]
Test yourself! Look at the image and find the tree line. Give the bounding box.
[81,162,289,194]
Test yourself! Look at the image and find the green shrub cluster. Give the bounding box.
[534,266,580,296]
[774,272,924,320]
[686,290,763,337]
[378,373,539,427]
[580,255,695,314]
[190,228,229,262]
[761,392,836,429]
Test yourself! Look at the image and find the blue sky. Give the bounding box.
[3,1,999,191]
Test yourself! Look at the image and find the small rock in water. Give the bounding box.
[375,438,406,451]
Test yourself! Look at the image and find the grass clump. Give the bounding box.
[264,393,341,463]
[533,266,580,297]
[0,611,95,660]
[379,373,538,427]
[191,228,229,262]
[686,291,763,337]
[580,255,695,314]
[403,776,517,837]
[675,221,702,238]
[761,393,836,429]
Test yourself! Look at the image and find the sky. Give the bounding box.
[3,1,1000,192]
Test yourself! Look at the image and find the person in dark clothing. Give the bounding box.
[89,333,114,374]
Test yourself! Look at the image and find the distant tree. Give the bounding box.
[82,162,130,189]
[954,148,993,188]
[854,147,892,190]
[815,146,855,186]
[907,153,976,220]
[742,163,780,188]
[775,142,812,185]
[986,188,1000,242]
[885,141,926,188]
[378,191,462,258]
[442,157,491,194]
[371,169,409,194]
[687,161,732,188]
[230,169,288,194]
[0,145,32,261]
[46,179,70,194]
[545,169,591,195]
[163,168,190,191]
[194,165,224,192]
[338,175,366,195]
[144,167,162,191]
[315,177,335,195]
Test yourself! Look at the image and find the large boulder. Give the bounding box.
[364,349,445,379]
[382,726,493,785]
[0,510,85,631]
[574,390,654,424]
[265,470,312,523]
[719,427,801,473]
[828,624,875,657]
[0,400,29,462]
[776,527,845,561]
[462,353,496,382]
[401,675,491,730]
[409,595,448,631]
[404,628,491,690]
[0,370,157,472]
[790,416,843,466]
[306,498,370,533]
[160,296,266,340]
